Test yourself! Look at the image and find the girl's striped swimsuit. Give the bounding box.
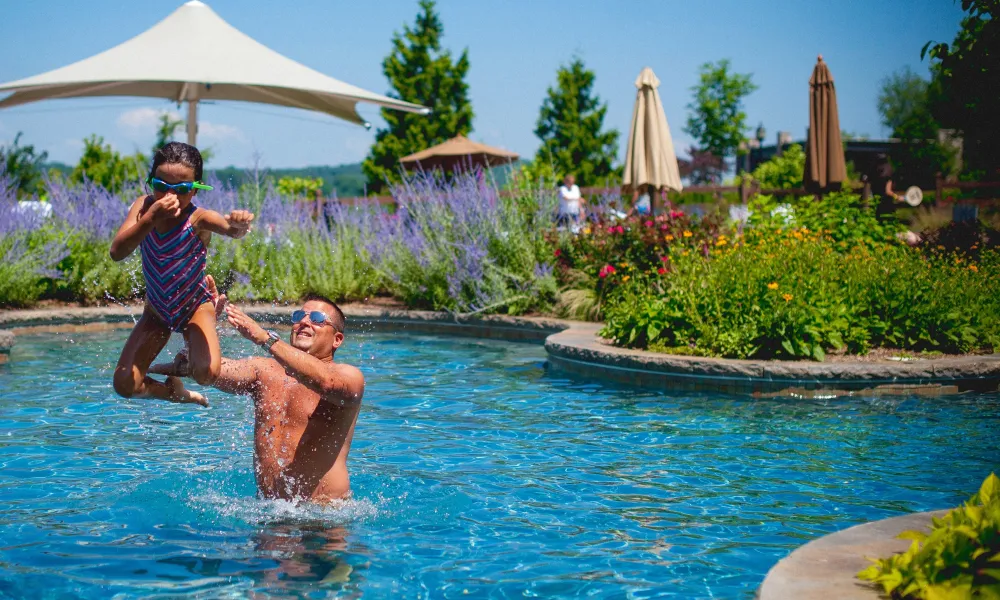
[140,204,212,332]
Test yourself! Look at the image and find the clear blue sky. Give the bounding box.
[0,0,965,169]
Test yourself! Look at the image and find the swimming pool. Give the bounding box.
[1,328,997,598]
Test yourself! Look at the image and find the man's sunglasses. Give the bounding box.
[292,310,333,327]
[147,177,214,195]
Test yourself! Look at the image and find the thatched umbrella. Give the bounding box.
[803,55,847,193]
[399,135,518,173]
[623,67,683,213]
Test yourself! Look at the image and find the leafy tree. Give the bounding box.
[71,135,146,194]
[878,67,935,135]
[0,132,48,197]
[153,112,184,156]
[363,0,472,192]
[534,57,619,186]
[877,67,956,185]
[677,147,725,185]
[923,0,999,175]
[684,59,757,169]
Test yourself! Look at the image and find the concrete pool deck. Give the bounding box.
[2,304,999,397]
[757,510,949,600]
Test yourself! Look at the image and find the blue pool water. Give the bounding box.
[1,328,998,599]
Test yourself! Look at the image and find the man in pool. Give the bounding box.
[151,281,365,503]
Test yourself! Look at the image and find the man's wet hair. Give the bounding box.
[304,293,346,333]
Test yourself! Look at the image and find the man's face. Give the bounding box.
[564,175,575,186]
[290,300,342,357]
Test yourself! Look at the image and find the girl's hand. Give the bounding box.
[226,210,255,238]
[149,193,182,222]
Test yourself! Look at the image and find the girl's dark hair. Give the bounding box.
[149,141,204,181]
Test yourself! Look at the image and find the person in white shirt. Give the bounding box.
[557,174,585,227]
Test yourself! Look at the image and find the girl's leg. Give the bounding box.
[113,307,206,405]
[184,302,222,386]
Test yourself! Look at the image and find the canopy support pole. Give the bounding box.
[187,99,198,146]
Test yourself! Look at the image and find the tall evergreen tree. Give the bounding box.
[363,0,472,191]
[534,57,619,186]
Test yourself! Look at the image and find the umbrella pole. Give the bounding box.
[187,99,198,146]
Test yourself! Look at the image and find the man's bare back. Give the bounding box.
[153,293,364,503]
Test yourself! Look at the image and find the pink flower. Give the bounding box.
[670,210,685,219]
[657,267,667,275]
[660,224,669,231]
[644,220,653,228]
[615,225,625,234]
[598,264,616,278]
[660,255,668,262]
[607,226,616,234]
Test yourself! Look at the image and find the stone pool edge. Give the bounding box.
[2,305,999,396]
[756,509,949,600]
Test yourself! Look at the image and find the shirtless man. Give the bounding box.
[152,288,364,503]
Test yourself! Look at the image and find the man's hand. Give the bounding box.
[226,303,270,346]
[226,210,255,238]
[205,274,229,320]
[148,193,182,222]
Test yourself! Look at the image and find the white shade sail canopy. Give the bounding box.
[0,1,429,145]
[622,67,683,193]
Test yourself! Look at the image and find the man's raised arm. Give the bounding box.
[224,304,363,404]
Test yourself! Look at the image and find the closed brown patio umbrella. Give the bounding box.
[399,135,519,173]
[803,55,847,193]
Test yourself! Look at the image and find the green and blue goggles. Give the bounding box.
[147,177,214,195]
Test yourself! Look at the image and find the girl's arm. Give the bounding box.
[195,209,255,239]
[109,195,175,261]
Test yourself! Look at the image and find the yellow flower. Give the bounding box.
[619,262,629,268]
[583,227,591,235]
[716,238,727,247]
[665,234,674,242]
[683,230,693,238]
[767,282,779,290]
[969,264,979,273]
[782,293,793,302]
[622,275,630,282]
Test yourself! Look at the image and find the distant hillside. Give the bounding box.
[41,160,524,197]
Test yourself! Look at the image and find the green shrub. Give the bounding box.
[749,190,900,247]
[858,473,1000,599]
[740,144,806,190]
[0,233,65,307]
[600,232,1000,360]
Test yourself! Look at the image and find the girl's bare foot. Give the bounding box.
[165,375,209,407]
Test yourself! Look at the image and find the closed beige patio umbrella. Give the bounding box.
[399,135,519,173]
[623,67,683,205]
[803,55,847,193]
[0,1,429,146]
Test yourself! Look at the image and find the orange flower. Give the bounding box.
[665,234,674,242]
[969,264,979,273]
[782,293,793,302]
[683,230,693,238]
[767,282,779,290]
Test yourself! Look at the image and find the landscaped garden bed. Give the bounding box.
[2,169,998,365]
